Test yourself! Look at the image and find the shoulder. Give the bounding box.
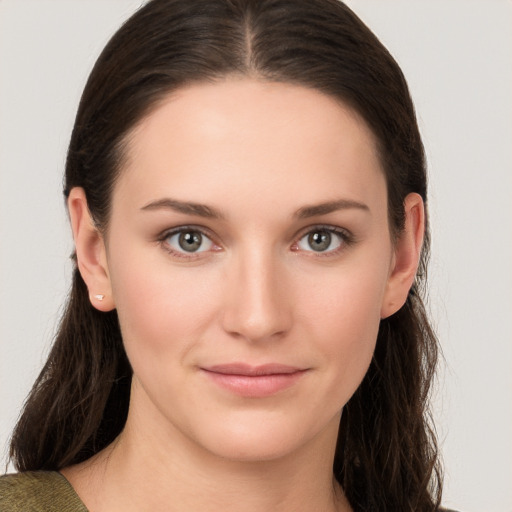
[0,471,88,512]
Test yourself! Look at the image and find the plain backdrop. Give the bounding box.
[1,1,511,511]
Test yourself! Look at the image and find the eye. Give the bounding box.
[295,227,348,253]
[163,228,215,254]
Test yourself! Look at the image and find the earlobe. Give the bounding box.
[381,193,425,319]
[67,187,115,312]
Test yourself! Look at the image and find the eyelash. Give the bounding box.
[292,225,354,257]
[157,225,220,259]
[157,224,354,260]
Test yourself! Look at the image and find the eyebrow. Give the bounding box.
[140,198,225,219]
[295,199,370,218]
[140,197,369,220]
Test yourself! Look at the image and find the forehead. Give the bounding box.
[116,78,385,215]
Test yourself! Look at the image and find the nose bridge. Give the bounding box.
[222,243,291,342]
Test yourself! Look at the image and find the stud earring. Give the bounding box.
[94,294,105,301]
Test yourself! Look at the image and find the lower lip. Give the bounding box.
[202,370,307,398]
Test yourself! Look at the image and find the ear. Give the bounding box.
[381,193,425,319]
[68,187,115,312]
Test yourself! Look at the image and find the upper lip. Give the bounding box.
[202,363,305,376]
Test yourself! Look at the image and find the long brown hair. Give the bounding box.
[10,1,442,510]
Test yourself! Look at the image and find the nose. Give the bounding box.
[221,249,292,343]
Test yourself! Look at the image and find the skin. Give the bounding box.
[64,78,424,512]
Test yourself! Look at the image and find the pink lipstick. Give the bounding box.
[201,363,307,397]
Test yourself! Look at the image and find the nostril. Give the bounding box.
[221,298,292,343]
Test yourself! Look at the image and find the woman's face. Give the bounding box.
[95,79,401,461]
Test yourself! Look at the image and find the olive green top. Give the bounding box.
[0,470,462,511]
[0,471,88,512]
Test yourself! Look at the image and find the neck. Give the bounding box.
[63,389,351,512]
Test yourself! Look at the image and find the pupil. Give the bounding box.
[308,231,331,252]
[179,231,202,252]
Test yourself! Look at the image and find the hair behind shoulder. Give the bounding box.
[10,1,442,510]
[9,269,131,469]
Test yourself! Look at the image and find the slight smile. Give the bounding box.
[201,364,309,398]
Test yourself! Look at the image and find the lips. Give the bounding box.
[201,363,308,397]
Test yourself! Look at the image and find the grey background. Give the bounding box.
[1,1,511,510]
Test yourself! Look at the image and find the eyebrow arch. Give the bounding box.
[141,197,368,220]
[295,199,370,219]
[140,198,225,219]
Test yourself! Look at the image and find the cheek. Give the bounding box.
[298,259,388,397]
[107,246,220,360]
[302,255,387,334]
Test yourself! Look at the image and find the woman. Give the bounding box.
[1,0,448,510]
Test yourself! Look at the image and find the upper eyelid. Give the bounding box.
[158,224,217,241]
[158,223,351,236]
[294,223,353,240]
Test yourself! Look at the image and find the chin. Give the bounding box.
[189,410,340,464]
[204,433,304,463]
